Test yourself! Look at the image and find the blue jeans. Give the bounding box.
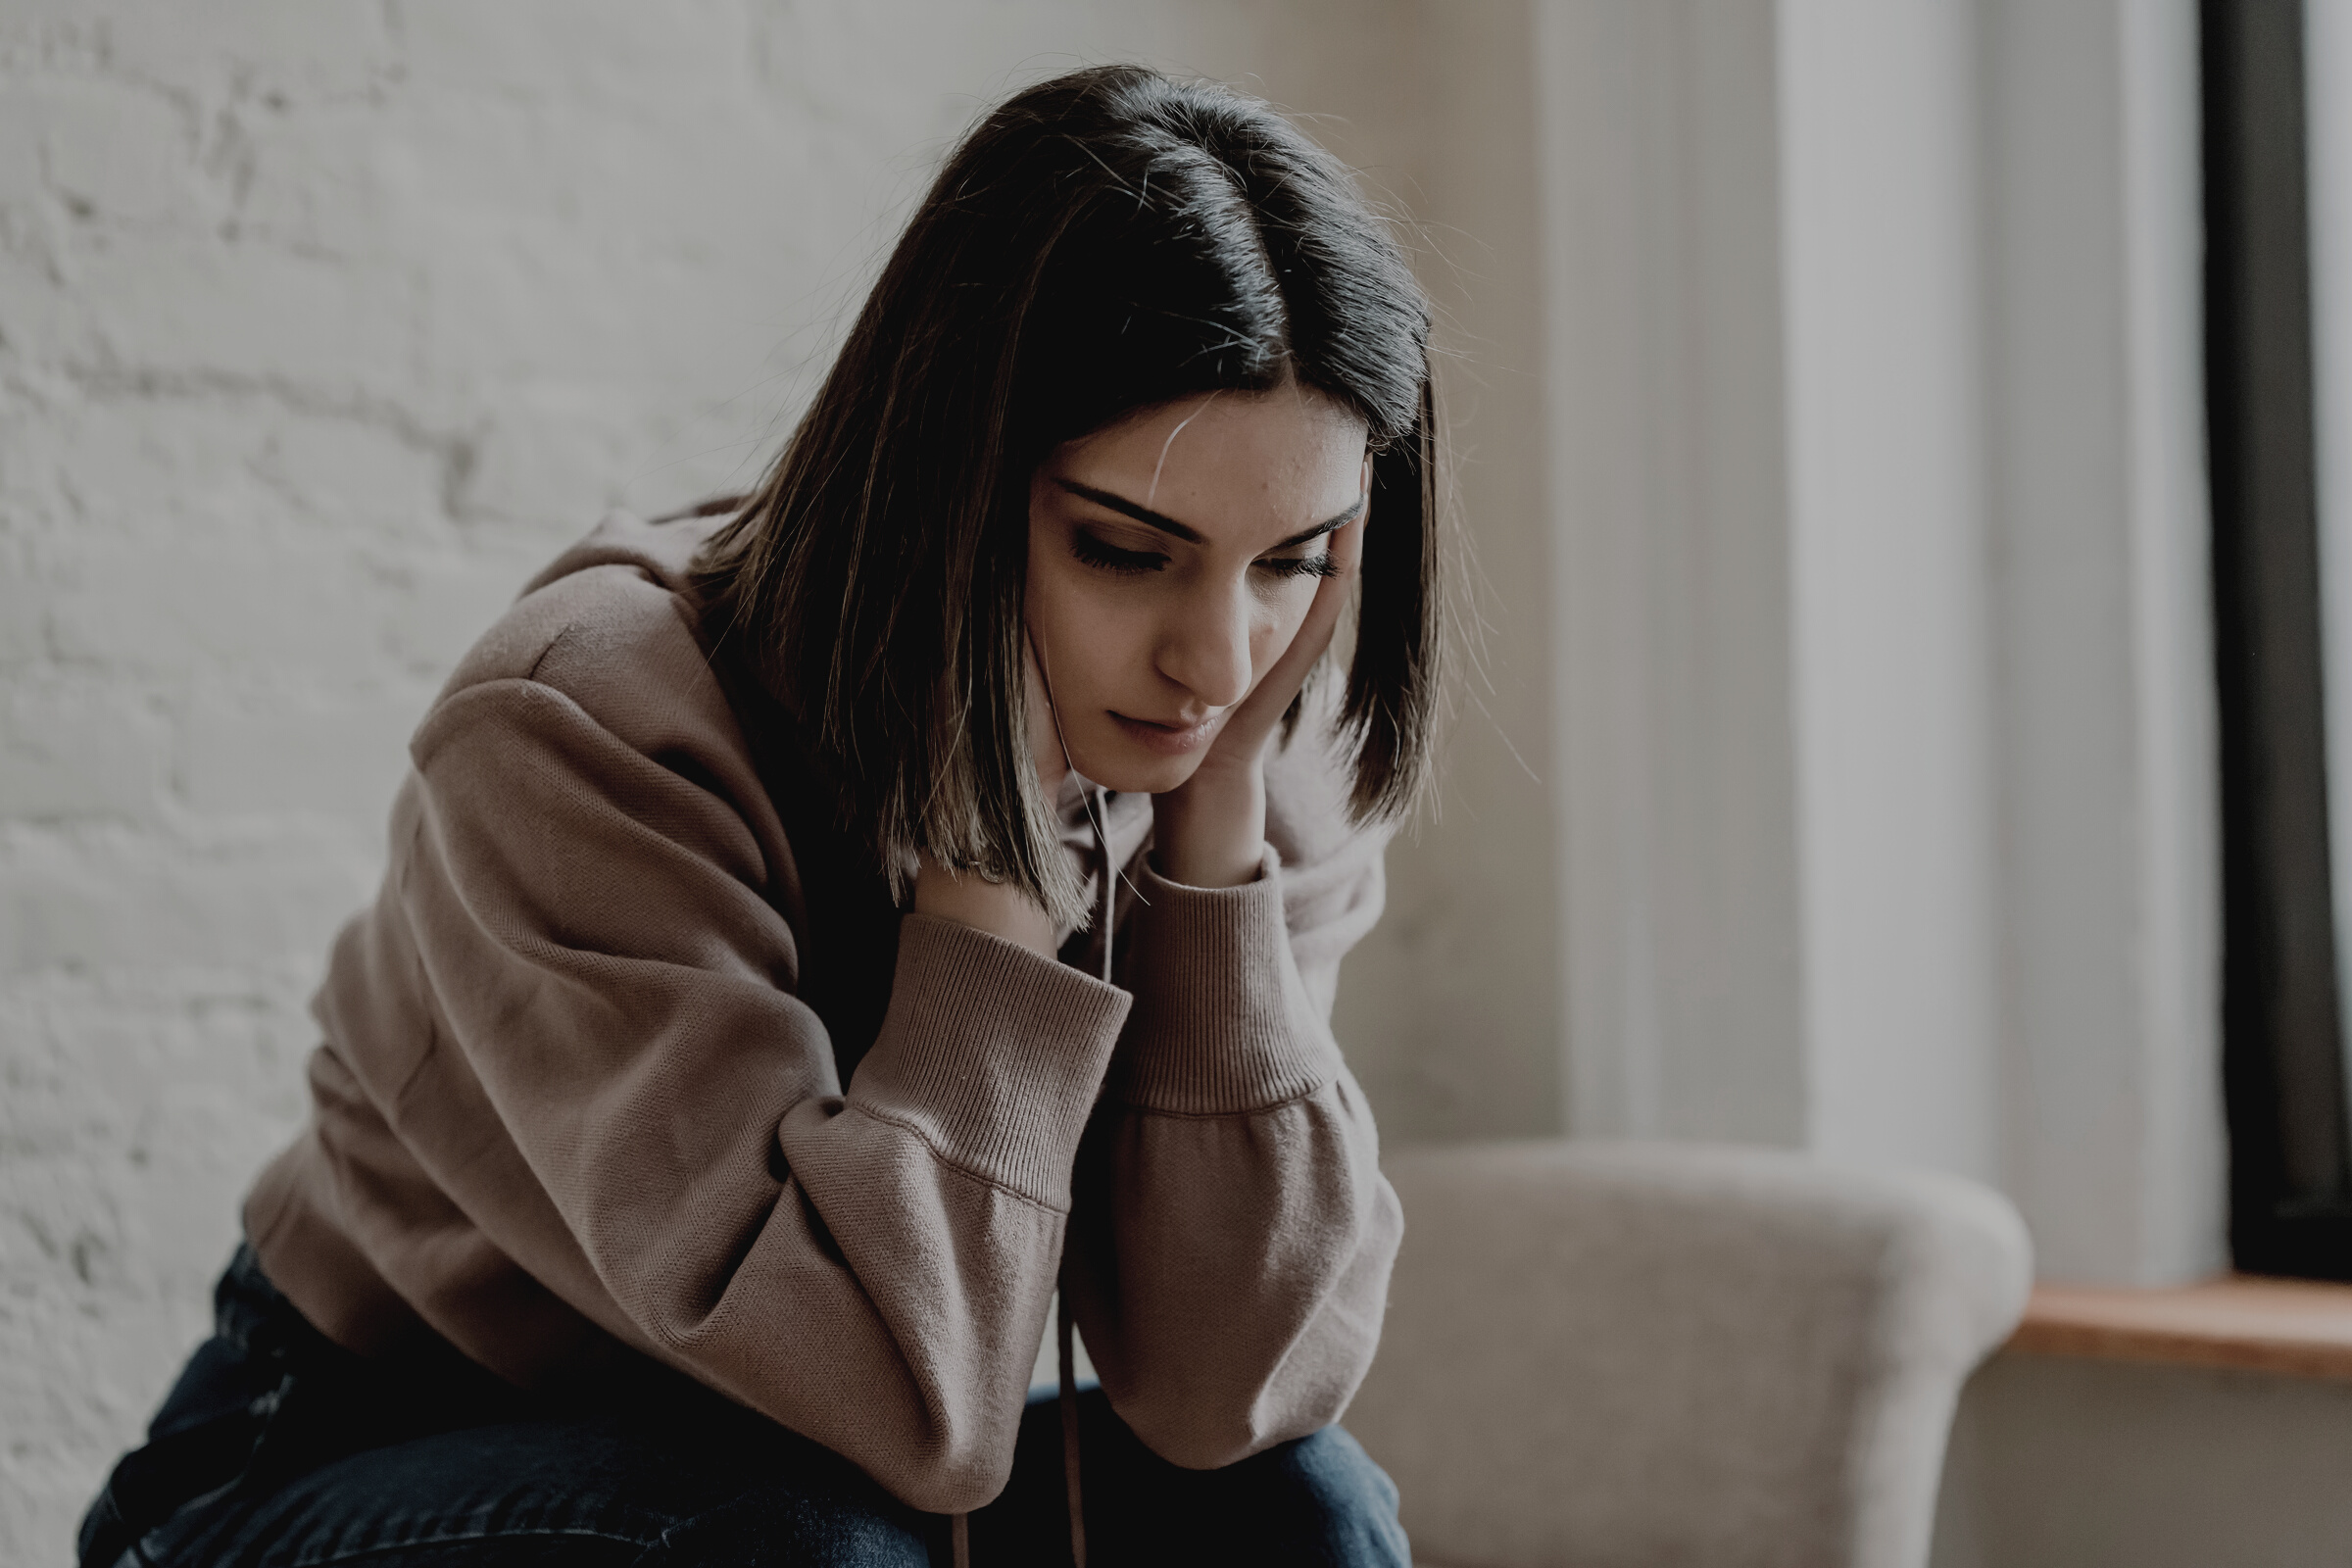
[80,1248,1410,1567]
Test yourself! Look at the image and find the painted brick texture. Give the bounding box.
[0,3,1426,1554]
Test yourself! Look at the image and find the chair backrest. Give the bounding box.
[1345,1140,2031,1568]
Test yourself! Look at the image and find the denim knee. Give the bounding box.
[632,1480,936,1568]
[1211,1425,1411,1568]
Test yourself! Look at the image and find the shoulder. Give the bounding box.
[418,510,744,765]
[401,510,793,901]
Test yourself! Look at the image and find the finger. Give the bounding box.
[1329,504,1367,573]
[1271,512,1365,684]
[1229,512,1364,734]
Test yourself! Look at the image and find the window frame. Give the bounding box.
[2205,0,2352,1278]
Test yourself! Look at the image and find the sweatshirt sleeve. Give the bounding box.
[383,669,1128,1515]
[1062,763,1403,1470]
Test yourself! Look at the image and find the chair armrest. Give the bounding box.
[1345,1140,2031,1568]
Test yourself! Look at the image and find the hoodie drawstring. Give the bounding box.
[1056,783,1113,1566]
[1057,1269,1087,1566]
[949,786,1110,1568]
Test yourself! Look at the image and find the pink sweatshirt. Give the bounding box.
[242,508,1402,1515]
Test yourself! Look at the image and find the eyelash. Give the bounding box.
[1069,530,1339,580]
[1070,532,1166,574]
[1259,553,1342,580]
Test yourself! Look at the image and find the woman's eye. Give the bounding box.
[1256,551,1342,581]
[1071,531,1168,574]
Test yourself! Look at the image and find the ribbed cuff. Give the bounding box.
[1116,851,1340,1115]
[849,912,1130,1208]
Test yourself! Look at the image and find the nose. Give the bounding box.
[1155,575,1253,713]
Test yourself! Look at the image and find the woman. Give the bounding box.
[81,64,1440,1568]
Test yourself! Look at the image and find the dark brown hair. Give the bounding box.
[696,64,1443,923]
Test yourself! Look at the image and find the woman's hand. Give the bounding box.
[911,643,1069,956]
[1152,513,1364,887]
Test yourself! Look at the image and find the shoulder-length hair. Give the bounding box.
[696,63,1443,925]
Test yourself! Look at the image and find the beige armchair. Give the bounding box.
[1346,1141,2032,1568]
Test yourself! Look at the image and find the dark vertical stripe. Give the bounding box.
[2206,0,2352,1275]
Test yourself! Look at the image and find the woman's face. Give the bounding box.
[1026,381,1372,795]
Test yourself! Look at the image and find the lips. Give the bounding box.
[1110,710,1220,757]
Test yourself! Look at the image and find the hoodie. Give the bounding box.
[241,507,1403,1515]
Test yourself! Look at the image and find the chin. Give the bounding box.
[1072,741,1202,796]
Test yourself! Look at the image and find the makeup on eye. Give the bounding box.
[1256,549,1343,580]
[1066,524,1340,581]
[1069,528,1168,574]
[1054,472,1362,585]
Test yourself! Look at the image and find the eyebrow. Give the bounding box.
[1054,478,1365,551]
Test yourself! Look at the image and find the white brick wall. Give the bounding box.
[0,3,1424,1552]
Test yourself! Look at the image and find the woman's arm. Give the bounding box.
[349,573,1127,1515]
[1064,829,1400,1469]
[1063,553,1406,1466]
